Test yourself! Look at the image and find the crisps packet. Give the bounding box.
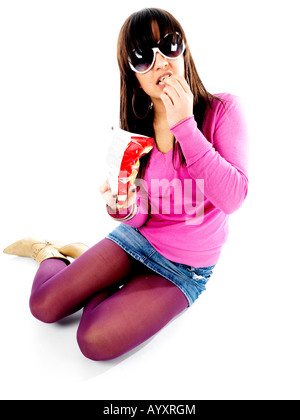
[106,127,154,209]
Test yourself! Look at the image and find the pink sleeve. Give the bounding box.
[170,96,249,214]
[121,199,148,228]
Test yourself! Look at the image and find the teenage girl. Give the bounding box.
[3,8,249,361]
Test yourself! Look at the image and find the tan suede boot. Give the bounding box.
[3,238,70,264]
[58,243,89,259]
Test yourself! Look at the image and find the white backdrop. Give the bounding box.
[1,0,299,400]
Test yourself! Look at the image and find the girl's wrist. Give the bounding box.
[170,115,194,131]
[106,202,138,221]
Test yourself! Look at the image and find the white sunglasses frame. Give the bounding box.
[128,32,186,74]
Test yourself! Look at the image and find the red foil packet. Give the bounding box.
[107,127,154,209]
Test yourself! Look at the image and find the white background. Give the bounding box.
[0,0,299,400]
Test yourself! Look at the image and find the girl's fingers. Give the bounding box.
[100,180,117,210]
[162,75,190,96]
[99,178,113,194]
[100,180,137,211]
[169,74,191,93]
[99,182,109,195]
[126,185,137,207]
[104,191,118,210]
[162,79,181,98]
[160,90,174,107]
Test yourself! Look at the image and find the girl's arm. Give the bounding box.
[170,96,249,214]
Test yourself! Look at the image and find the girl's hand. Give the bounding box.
[160,75,194,128]
[99,179,137,212]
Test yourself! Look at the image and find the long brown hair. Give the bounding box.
[117,8,223,178]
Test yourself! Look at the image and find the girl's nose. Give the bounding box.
[154,51,169,70]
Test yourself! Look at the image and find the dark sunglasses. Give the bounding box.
[128,32,185,74]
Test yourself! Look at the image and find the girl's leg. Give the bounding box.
[29,238,136,323]
[77,270,189,361]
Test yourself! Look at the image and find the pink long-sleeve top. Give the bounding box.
[123,93,249,267]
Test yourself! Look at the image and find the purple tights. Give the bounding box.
[29,238,188,360]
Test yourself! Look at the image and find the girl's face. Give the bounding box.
[134,22,185,102]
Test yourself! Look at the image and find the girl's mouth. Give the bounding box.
[157,72,172,85]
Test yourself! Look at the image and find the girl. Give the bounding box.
[3,8,249,361]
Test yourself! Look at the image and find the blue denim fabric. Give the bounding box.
[106,224,215,306]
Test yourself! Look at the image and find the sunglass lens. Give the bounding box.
[130,48,153,73]
[160,33,184,58]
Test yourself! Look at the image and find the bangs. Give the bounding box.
[125,8,183,57]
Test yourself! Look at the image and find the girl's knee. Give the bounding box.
[76,323,125,361]
[29,292,60,324]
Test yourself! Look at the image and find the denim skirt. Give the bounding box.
[106,224,215,306]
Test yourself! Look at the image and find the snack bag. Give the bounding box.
[106,127,154,209]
